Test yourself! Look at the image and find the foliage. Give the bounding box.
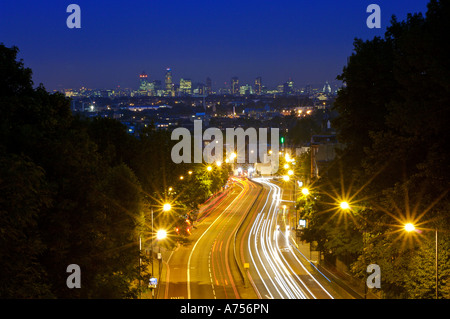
[298,0,450,298]
[0,43,230,298]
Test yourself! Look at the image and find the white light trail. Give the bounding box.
[246,178,334,299]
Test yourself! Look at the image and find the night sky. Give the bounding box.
[0,0,429,91]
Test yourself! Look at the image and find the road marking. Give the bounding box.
[187,182,245,299]
[208,250,217,299]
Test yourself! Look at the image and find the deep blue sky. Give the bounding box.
[0,0,429,91]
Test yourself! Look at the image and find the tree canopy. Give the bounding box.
[298,0,450,298]
[0,43,231,298]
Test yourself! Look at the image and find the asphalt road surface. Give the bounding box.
[165,178,261,299]
[164,177,342,299]
[241,177,336,299]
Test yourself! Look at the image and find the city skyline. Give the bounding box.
[63,68,339,93]
[0,0,429,91]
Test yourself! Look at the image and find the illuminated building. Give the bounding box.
[231,76,239,95]
[165,68,174,96]
[205,77,212,95]
[323,81,332,94]
[239,84,253,96]
[179,78,192,95]
[139,71,149,92]
[254,76,262,95]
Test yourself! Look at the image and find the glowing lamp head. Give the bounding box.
[301,188,309,195]
[163,203,171,212]
[404,223,416,232]
[340,201,350,210]
[283,175,290,182]
[207,166,212,172]
[156,229,167,240]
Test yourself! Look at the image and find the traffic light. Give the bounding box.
[280,136,284,144]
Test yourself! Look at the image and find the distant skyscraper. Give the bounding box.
[180,78,192,95]
[323,81,332,94]
[254,76,262,95]
[205,77,212,95]
[139,71,149,91]
[239,84,253,96]
[231,77,239,95]
[193,82,205,95]
[165,68,174,96]
[153,80,162,96]
[286,78,294,94]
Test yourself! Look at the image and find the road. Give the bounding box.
[163,176,341,299]
[164,178,261,299]
[240,177,336,299]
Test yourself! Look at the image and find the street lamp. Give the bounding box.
[404,222,439,299]
[301,187,309,196]
[139,203,173,298]
[340,201,350,210]
[150,204,171,287]
[207,165,212,172]
[404,223,415,232]
[156,229,167,240]
[283,175,290,182]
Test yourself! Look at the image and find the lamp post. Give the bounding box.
[149,203,171,288]
[139,202,172,299]
[404,223,439,299]
[156,229,167,298]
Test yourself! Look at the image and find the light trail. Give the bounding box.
[187,180,246,299]
[246,177,335,299]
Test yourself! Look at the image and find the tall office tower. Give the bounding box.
[254,76,262,95]
[165,68,174,96]
[139,71,149,91]
[239,84,253,96]
[323,81,331,94]
[180,78,192,95]
[231,77,239,95]
[153,80,162,96]
[205,77,212,95]
[286,78,294,94]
